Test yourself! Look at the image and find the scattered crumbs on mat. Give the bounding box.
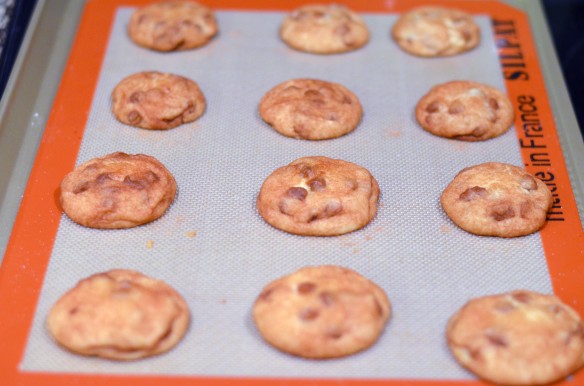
[219,299,227,305]
[339,236,358,247]
[175,215,185,225]
[146,240,154,249]
[373,226,385,233]
[185,230,197,238]
[453,142,470,152]
[353,248,361,254]
[365,234,373,241]
[385,129,402,138]
[136,130,150,139]
[440,224,452,234]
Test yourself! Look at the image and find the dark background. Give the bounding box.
[0,0,583,139]
[542,0,584,139]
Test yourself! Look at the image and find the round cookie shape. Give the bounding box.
[112,71,206,130]
[392,6,480,57]
[60,152,177,229]
[280,4,369,54]
[259,79,362,140]
[416,81,514,141]
[257,156,379,236]
[447,290,584,385]
[128,0,218,51]
[253,265,391,359]
[441,162,552,238]
[47,269,190,360]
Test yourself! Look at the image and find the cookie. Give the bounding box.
[416,81,514,141]
[257,156,379,236]
[440,162,552,238]
[47,269,190,360]
[280,4,369,54]
[112,71,206,130]
[60,152,177,229]
[392,6,480,57]
[447,290,584,385]
[253,265,391,359]
[259,79,362,140]
[128,0,218,51]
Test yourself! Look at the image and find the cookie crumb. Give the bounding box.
[185,230,197,238]
[386,129,402,138]
[146,240,154,249]
[440,225,452,234]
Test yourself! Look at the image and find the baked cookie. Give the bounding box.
[253,265,391,358]
[280,4,369,54]
[416,81,514,141]
[112,71,206,130]
[447,290,584,385]
[47,269,190,360]
[60,152,177,229]
[257,156,379,236]
[441,162,552,238]
[128,0,218,51]
[259,79,362,140]
[392,6,480,57]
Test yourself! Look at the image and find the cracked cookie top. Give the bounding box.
[447,290,584,385]
[253,265,391,358]
[416,80,514,141]
[280,4,369,54]
[60,152,177,229]
[47,269,190,360]
[256,156,379,236]
[392,6,480,57]
[259,78,362,140]
[112,71,206,130]
[440,162,553,237]
[128,0,218,52]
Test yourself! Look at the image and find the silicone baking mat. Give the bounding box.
[1,1,583,385]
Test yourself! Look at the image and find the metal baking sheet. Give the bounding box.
[0,1,583,385]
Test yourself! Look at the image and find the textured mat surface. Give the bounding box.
[21,9,552,379]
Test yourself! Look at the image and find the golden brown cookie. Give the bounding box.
[280,4,369,54]
[112,71,206,130]
[441,162,553,238]
[47,269,190,360]
[416,81,514,141]
[259,79,362,140]
[447,290,584,385]
[60,152,177,229]
[257,156,379,236]
[392,6,480,57]
[253,265,391,359]
[128,0,218,51]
